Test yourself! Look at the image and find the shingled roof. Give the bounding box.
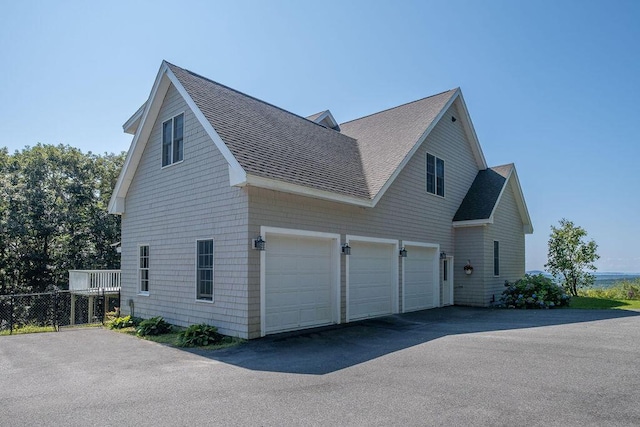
[109,61,489,213]
[453,165,512,222]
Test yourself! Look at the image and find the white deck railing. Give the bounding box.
[68,270,121,293]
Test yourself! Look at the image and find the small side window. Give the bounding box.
[493,241,500,276]
[139,245,150,293]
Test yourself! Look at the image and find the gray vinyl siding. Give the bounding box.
[453,177,526,307]
[483,178,526,303]
[247,102,479,337]
[120,84,250,338]
[453,226,486,306]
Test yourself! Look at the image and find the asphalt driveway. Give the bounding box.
[1,307,639,426]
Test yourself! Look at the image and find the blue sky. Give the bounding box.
[2,0,639,272]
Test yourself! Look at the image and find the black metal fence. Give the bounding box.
[0,289,120,334]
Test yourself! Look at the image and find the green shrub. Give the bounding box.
[109,315,142,330]
[500,274,571,309]
[581,280,640,300]
[177,323,223,347]
[136,316,172,336]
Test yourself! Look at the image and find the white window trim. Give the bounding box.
[161,111,185,168]
[400,241,440,312]
[345,235,400,322]
[138,244,150,296]
[493,240,500,277]
[426,152,445,198]
[195,238,215,303]
[259,226,341,337]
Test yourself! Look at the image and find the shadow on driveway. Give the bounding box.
[188,307,640,375]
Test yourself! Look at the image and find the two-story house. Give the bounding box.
[109,61,532,339]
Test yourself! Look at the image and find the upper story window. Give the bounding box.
[426,153,445,197]
[162,113,184,167]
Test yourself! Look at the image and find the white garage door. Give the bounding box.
[264,233,337,334]
[403,245,439,312]
[348,240,396,321]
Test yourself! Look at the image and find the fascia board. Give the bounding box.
[109,63,172,214]
[455,92,488,169]
[370,89,460,208]
[509,167,534,234]
[245,174,373,207]
[122,102,146,134]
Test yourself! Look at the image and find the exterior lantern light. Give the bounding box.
[253,235,266,251]
[399,247,407,258]
[440,251,447,260]
[341,243,351,255]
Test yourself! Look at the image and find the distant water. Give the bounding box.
[592,274,640,288]
[526,271,640,288]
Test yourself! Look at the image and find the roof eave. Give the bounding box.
[244,174,373,208]
[122,102,146,135]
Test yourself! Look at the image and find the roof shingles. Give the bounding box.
[167,62,458,202]
[453,164,513,222]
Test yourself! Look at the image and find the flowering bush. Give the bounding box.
[500,274,570,309]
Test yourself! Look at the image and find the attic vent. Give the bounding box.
[307,110,341,132]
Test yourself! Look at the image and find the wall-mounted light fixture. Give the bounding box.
[451,116,457,122]
[253,235,266,251]
[399,247,407,258]
[341,243,351,255]
[440,251,447,260]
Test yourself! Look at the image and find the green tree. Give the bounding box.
[545,218,599,296]
[0,144,125,294]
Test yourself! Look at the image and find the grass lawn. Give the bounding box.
[0,324,57,336]
[570,296,640,310]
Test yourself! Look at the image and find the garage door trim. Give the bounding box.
[260,226,341,337]
[345,235,399,322]
[401,240,440,312]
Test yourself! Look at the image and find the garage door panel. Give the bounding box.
[348,240,396,321]
[404,245,438,312]
[265,233,337,334]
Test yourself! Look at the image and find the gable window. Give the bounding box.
[162,113,184,167]
[426,153,445,197]
[196,239,214,301]
[493,241,500,276]
[139,245,149,293]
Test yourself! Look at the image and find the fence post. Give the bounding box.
[53,289,59,332]
[9,295,14,335]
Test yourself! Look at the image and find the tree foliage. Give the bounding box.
[545,218,599,296]
[0,144,125,294]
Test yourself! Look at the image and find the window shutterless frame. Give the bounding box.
[493,240,500,276]
[139,244,150,294]
[161,112,185,167]
[195,238,214,302]
[426,152,445,197]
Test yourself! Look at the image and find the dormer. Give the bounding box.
[306,110,340,131]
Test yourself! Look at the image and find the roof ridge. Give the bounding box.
[167,62,353,137]
[339,88,459,126]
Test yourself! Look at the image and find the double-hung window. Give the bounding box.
[139,245,150,293]
[162,113,184,167]
[493,241,500,276]
[426,153,445,197]
[196,239,214,301]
